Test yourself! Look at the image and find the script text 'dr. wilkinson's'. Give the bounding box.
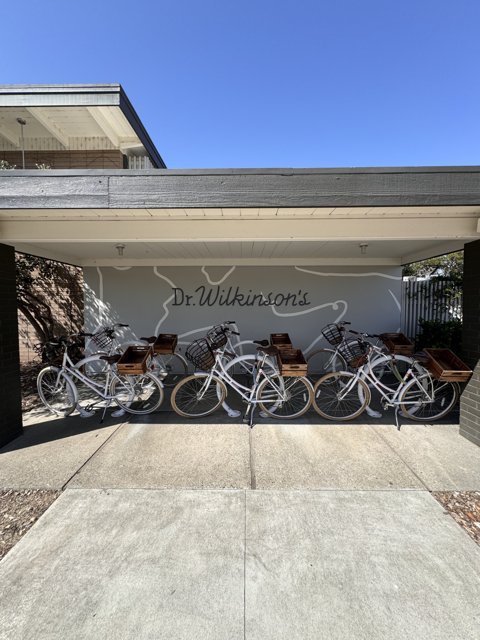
[171,286,311,308]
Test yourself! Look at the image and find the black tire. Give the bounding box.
[399,375,459,422]
[110,372,164,414]
[313,371,370,421]
[171,374,226,418]
[257,375,312,419]
[37,366,77,416]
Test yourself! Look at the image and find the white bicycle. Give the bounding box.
[83,324,189,387]
[37,335,164,419]
[171,338,313,426]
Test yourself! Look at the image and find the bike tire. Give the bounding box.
[313,371,370,421]
[365,353,426,390]
[110,372,164,414]
[399,375,459,422]
[257,374,313,419]
[171,374,227,418]
[307,348,347,383]
[152,352,188,387]
[37,366,78,416]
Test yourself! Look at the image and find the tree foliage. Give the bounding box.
[403,251,463,282]
[16,253,83,345]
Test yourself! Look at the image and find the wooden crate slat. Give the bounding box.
[424,348,472,382]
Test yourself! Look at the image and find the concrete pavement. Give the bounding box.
[0,488,479,639]
[1,415,480,638]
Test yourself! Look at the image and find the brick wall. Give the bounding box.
[0,243,23,447]
[460,239,480,447]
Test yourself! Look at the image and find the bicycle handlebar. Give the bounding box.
[349,329,381,339]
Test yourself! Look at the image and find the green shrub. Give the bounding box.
[416,319,462,353]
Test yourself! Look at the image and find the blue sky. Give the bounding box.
[1,0,478,168]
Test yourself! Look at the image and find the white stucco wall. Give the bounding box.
[83,265,402,355]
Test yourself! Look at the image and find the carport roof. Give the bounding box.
[1,166,480,266]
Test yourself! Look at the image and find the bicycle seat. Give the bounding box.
[140,336,157,344]
[100,354,121,365]
[253,339,269,347]
[257,345,279,357]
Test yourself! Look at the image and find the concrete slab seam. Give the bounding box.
[367,424,430,490]
[249,428,256,490]
[61,419,131,490]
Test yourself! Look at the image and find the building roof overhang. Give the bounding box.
[0,84,165,168]
[1,166,479,266]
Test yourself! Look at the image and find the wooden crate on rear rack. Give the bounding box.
[277,349,308,377]
[424,348,472,382]
[153,334,178,354]
[117,346,152,375]
[380,333,415,355]
[270,333,292,349]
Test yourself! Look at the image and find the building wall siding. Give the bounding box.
[1,149,125,169]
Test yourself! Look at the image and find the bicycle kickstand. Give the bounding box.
[242,403,256,429]
[100,400,112,424]
[394,406,402,431]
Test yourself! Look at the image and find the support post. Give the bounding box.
[0,243,23,447]
[460,239,480,446]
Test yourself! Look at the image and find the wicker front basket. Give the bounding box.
[424,348,472,382]
[277,349,308,377]
[117,346,152,375]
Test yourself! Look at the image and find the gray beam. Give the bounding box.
[0,175,109,208]
[1,167,480,209]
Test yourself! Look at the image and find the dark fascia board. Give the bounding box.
[2,166,480,209]
[0,83,166,169]
[118,87,166,169]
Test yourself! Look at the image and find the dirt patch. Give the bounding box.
[0,489,60,561]
[433,491,480,545]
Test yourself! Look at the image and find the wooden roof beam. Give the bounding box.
[25,107,69,148]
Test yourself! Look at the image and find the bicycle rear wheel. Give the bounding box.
[307,348,347,383]
[399,375,459,422]
[110,372,164,414]
[257,375,312,419]
[171,374,227,418]
[152,352,188,387]
[37,366,77,416]
[313,371,370,421]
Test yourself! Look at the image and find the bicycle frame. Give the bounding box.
[55,349,125,405]
[342,352,435,409]
[194,349,288,407]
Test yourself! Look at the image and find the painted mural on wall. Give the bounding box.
[83,266,402,355]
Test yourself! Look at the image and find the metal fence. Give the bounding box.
[401,277,463,339]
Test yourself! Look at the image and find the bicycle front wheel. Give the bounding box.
[399,375,459,422]
[171,374,227,418]
[37,366,78,416]
[257,375,312,419]
[307,348,347,383]
[152,352,188,387]
[313,372,370,421]
[110,372,164,414]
